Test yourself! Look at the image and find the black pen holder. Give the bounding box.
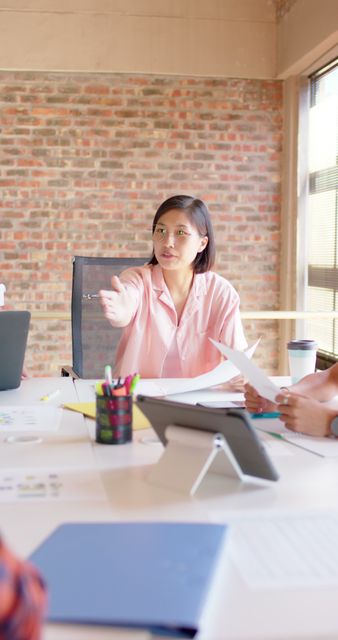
[95,394,132,445]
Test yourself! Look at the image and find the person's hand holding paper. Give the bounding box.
[244,384,278,414]
[209,338,280,403]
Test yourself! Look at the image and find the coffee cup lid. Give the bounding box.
[287,339,317,350]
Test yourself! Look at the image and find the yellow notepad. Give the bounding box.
[63,402,151,431]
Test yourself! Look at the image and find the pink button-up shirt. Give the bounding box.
[114,264,247,378]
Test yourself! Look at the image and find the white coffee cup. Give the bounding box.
[287,339,317,384]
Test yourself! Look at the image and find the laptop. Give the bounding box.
[0,310,30,390]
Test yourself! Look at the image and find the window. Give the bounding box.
[304,60,338,365]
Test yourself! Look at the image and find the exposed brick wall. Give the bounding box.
[0,72,283,377]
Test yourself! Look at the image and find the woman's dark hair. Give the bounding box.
[148,195,216,273]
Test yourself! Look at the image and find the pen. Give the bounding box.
[129,374,140,394]
[102,382,112,398]
[111,385,127,396]
[250,412,281,419]
[40,389,61,402]
[267,431,284,440]
[104,365,113,385]
[255,426,284,440]
[95,381,104,396]
[124,375,133,394]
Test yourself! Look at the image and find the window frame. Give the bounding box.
[298,59,338,366]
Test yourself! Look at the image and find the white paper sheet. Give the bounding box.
[136,340,260,397]
[210,339,280,402]
[207,343,338,458]
[0,467,107,502]
[288,434,338,457]
[254,417,338,457]
[259,430,294,456]
[228,512,338,589]
[0,406,63,432]
[252,416,293,436]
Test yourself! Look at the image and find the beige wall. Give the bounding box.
[277,0,338,78]
[2,1,336,80]
[0,0,276,78]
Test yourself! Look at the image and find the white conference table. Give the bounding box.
[1,376,338,640]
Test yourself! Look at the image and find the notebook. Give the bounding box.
[0,310,30,390]
[29,521,227,638]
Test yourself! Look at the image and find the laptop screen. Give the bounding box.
[0,310,30,390]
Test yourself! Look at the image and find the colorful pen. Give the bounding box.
[267,431,284,440]
[129,374,140,394]
[111,385,127,396]
[124,375,133,394]
[95,381,104,396]
[40,389,60,402]
[104,365,113,385]
[250,412,281,419]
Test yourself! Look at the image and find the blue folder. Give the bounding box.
[29,521,227,638]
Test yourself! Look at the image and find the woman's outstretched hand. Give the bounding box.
[99,276,135,327]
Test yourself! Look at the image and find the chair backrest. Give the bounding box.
[71,256,145,378]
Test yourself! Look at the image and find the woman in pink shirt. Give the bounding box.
[100,195,247,379]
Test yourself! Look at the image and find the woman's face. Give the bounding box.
[152,209,208,272]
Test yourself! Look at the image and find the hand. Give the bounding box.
[99,276,134,327]
[244,383,277,414]
[21,367,29,379]
[220,375,246,393]
[276,392,334,437]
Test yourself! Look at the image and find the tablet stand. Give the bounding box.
[147,425,244,496]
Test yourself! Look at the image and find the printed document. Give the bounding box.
[0,406,62,432]
[0,467,107,502]
[209,339,279,402]
[210,340,338,457]
[137,340,260,397]
[229,512,338,589]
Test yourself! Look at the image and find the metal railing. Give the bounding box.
[29,310,338,321]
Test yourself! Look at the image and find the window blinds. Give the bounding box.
[306,60,338,358]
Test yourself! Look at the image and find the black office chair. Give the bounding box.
[62,255,145,379]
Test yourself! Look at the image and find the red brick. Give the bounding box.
[0,71,282,375]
